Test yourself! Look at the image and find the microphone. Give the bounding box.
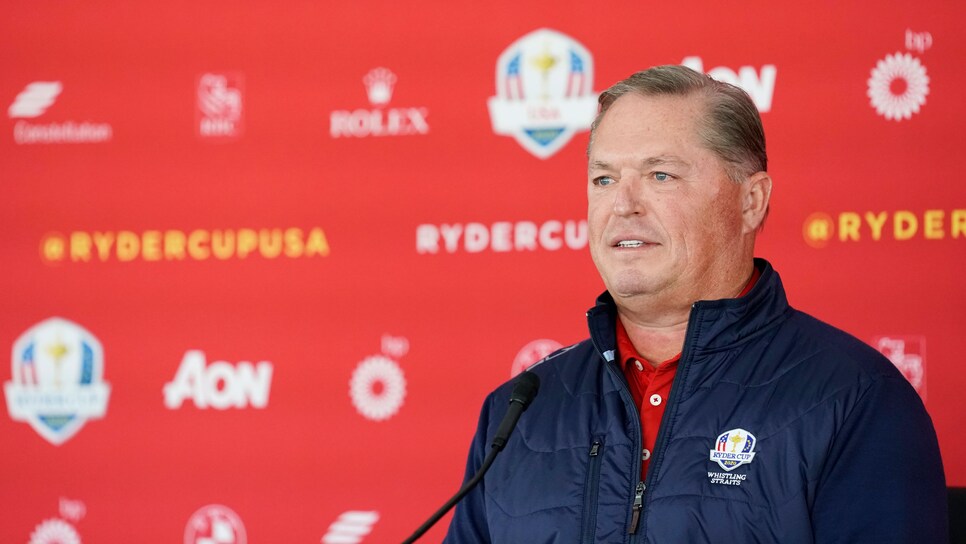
[491,371,540,450]
[401,371,541,544]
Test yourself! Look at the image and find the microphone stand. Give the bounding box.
[400,445,500,544]
[401,371,540,544]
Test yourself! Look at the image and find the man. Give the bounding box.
[443,65,947,542]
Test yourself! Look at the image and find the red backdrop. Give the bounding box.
[2,1,963,542]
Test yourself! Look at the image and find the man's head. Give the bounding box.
[586,65,771,316]
[590,65,767,184]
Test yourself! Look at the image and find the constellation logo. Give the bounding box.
[680,57,777,112]
[868,52,929,121]
[197,73,244,140]
[184,504,246,544]
[8,82,112,144]
[27,497,86,544]
[330,68,428,138]
[9,81,61,118]
[488,28,597,159]
[321,511,379,544]
[872,335,926,400]
[510,339,562,377]
[4,318,110,445]
[349,335,408,421]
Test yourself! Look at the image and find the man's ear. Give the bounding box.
[742,171,772,233]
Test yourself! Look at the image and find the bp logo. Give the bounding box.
[487,28,597,159]
[349,335,408,422]
[709,428,757,471]
[867,52,929,121]
[4,317,111,445]
[28,518,81,544]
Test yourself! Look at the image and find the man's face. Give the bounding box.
[587,93,748,308]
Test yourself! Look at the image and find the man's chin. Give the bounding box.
[604,268,677,299]
[607,279,658,300]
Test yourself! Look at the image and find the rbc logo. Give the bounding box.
[872,335,926,399]
[197,73,244,140]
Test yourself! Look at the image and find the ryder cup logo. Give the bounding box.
[709,428,757,471]
[488,28,597,159]
[4,318,111,445]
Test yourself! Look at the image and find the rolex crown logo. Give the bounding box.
[364,67,397,106]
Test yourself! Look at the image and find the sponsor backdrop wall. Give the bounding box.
[2,2,963,542]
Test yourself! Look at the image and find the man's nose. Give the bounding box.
[613,176,644,216]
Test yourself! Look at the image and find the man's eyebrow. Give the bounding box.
[588,155,691,170]
[642,155,690,168]
[588,159,612,171]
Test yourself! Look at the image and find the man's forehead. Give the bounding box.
[603,92,705,122]
[596,94,704,140]
[589,93,706,154]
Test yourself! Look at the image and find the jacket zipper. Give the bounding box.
[628,481,646,533]
[632,303,704,538]
[580,438,605,543]
[589,317,644,541]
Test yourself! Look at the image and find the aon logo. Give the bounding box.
[681,56,777,113]
[164,350,273,409]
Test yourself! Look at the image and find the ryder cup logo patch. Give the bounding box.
[487,28,597,159]
[709,428,757,471]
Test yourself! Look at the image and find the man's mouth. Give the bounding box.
[616,240,646,248]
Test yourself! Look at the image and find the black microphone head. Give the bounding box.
[509,371,540,409]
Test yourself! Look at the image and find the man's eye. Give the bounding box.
[594,176,615,186]
[654,172,671,182]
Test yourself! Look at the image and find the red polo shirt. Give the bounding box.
[617,267,760,478]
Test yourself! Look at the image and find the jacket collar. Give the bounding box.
[586,258,790,356]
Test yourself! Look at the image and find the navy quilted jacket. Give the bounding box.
[443,259,947,543]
